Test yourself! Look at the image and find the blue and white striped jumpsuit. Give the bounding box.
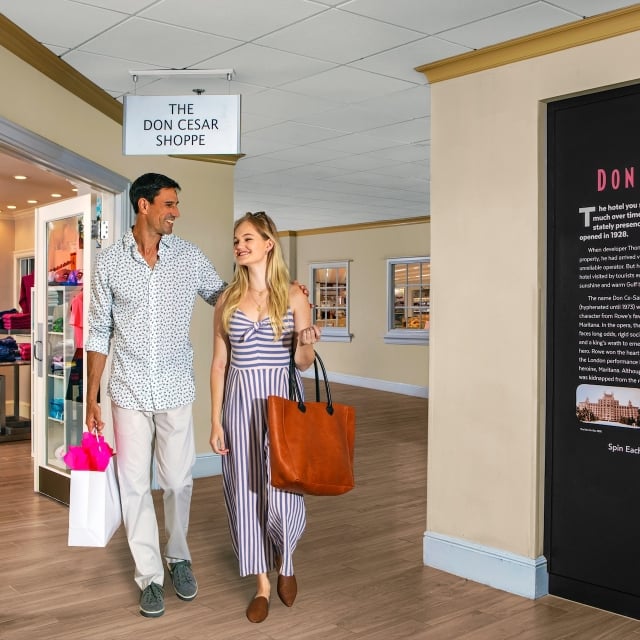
[221,308,306,577]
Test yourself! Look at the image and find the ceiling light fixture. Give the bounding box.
[51,193,62,198]
[27,200,38,204]
[13,175,27,180]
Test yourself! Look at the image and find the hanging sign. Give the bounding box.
[123,94,241,155]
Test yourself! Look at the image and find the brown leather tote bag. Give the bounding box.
[267,351,355,496]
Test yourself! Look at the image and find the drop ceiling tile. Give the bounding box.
[241,89,339,120]
[355,86,430,120]
[79,17,242,68]
[69,0,152,12]
[315,154,398,172]
[438,3,580,50]
[382,160,430,179]
[235,156,298,178]
[198,44,335,88]
[278,165,348,180]
[368,117,430,144]
[241,113,289,133]
[239,135,297,157]
[255,9,423,64]
[260,146,350,164]
[342,0,533,34]
[140,0,325,41]
[552,0,637,15]
[0,0,127,49]
[243,121,343,148]
[350,36,469,82]
[311,132,398,154]
[360,142,429,163]
[293,104,405,133]
[262,144,350,168]
[280,66,417,104]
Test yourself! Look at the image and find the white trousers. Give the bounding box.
[111,403,195,590]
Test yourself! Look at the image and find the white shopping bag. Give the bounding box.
[68,457,122,547]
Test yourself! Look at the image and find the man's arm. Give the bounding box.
[84,252,113,433]
[86,350,107,433]
[198,252,228,306]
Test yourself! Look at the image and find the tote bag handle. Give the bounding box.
[288,351,334,416]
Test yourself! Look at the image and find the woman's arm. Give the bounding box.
[290,285,321,371]
[210,293,230,454]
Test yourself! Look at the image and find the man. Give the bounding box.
[85,173,226,618]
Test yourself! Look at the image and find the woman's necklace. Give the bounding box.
[249,288,268,313]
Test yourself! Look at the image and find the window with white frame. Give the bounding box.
[385,257,430,345]
[310,261,351,342]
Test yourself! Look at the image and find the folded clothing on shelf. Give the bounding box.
[2,313,30,330]
[18,343,31,360]
[51,355,64,373]
[49,398,64,420]
[0,337,19,362]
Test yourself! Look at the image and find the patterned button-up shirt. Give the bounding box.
[85,229,226,411]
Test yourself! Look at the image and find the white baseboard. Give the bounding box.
[424,531,549,599]
[300,369,428,398]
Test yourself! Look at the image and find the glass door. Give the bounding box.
[34,194,93,503]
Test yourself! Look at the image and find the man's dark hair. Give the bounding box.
[129,173,181,213]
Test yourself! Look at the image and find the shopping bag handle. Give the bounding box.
[288,351,334,416]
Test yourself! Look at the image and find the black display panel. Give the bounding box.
[546,84,640,618]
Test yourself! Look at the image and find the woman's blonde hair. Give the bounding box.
[222,212,291,340]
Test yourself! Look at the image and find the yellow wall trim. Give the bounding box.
[0,14,242,167]
[280,215,429,237]
[170,153,245,166]
[416,4,640,83]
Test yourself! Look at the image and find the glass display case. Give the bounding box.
[46,284,84,470]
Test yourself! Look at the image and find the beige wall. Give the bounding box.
[14,211,35,252]
[426,29,640,559]
[0,45,235,453]
[0,218,15,310]
[293,219,430,390]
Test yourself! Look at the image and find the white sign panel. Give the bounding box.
[123,94,241,155]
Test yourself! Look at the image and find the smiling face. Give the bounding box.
[138,187,180,236]
[233,219,274,267]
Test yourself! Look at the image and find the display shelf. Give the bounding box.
[46,285,83,464]
[393,285,430,330]
[314,283,348,328]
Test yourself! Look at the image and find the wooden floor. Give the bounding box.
[1,383,640,639]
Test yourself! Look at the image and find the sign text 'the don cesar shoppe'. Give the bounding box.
[123,94,241,156]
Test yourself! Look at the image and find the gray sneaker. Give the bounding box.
[169,560,198,601]
[139,582,164,618]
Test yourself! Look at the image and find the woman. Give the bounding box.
[210,212,321,623]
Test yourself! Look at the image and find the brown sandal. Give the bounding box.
[246,595,269,623]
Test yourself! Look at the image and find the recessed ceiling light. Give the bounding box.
[13,175,27,180]
[27,200,38,204]
[71,188,78,192]
[51,193,62,198]
[7,205,17,209]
